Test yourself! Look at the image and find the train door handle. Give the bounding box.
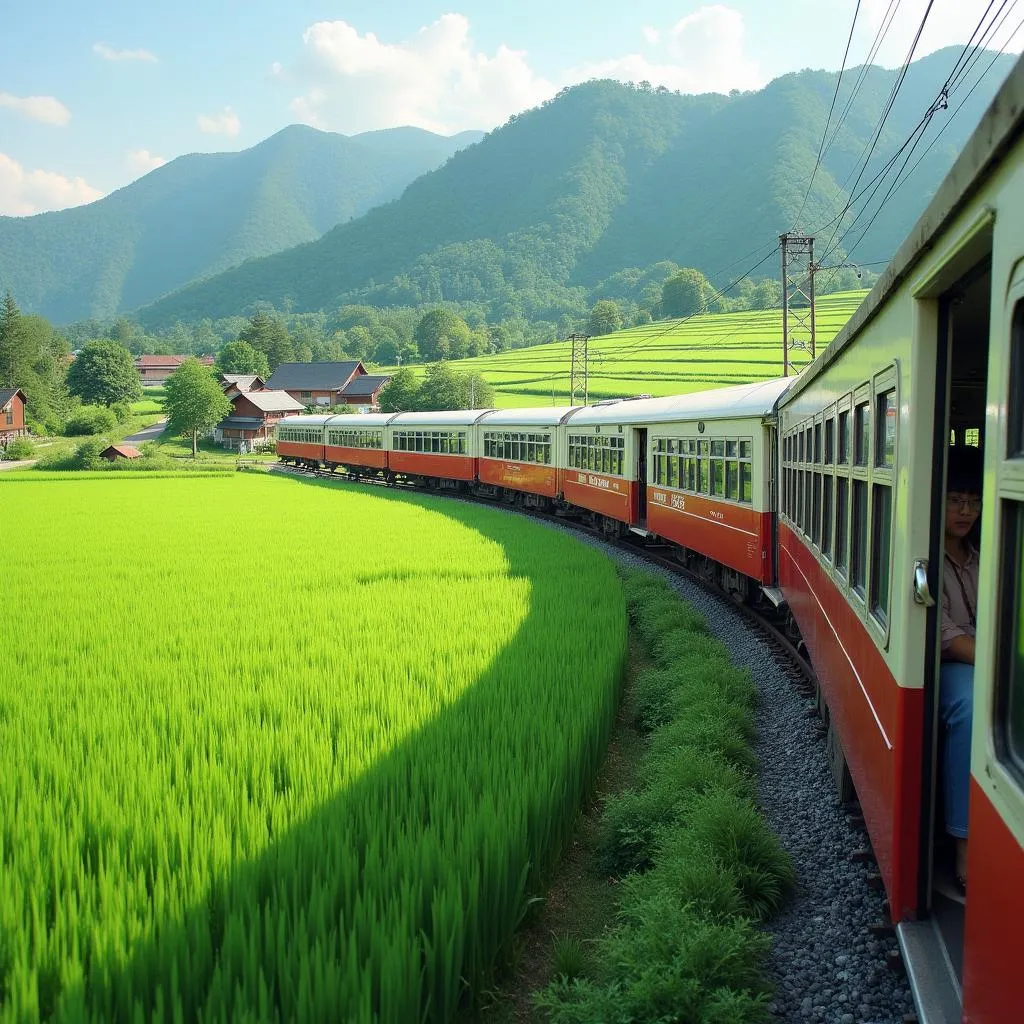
[913,560,936,607]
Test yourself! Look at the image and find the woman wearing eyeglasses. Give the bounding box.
[940,444,983,895]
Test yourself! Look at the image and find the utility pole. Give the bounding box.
[469,375,475,410]
[779,233,816,377]
[569,333,590,406]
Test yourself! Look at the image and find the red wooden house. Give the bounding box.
[214,389,304,450]
[136,355,215,384]
[0,388,27,445]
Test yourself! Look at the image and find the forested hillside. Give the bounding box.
[139,47,1014,331]
[0,125,483,324]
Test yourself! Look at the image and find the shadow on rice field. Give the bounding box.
[14,475,625,1023]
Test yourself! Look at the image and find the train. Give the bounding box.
[276,54,1024,1024]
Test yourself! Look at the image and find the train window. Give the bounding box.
[741,463,752,504]
[684,456,696,490]
[839,410,850,463]
[836,478,849,574]
[711,440,725,457]
[996,504,1024,784]
[814,423,822,464]
[667,453,679,488]
[726,460,739,500]
[876,390,896,467]
[699,457,710,493]
[812,473,822,544]
[805,427,813,464]
[870,484,893,623]
[855,401,870,466]
[1009,301,1024,457]
[803,471,813,532]
[740,440,752,460]
[851,480,869,597]
[825,419,834,464]
[798,431,805,463]
[711,457,725,497]
[822,476,834,559]
[727,440,737,458]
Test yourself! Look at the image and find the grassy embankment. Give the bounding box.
[0,474,627,1021]
[382,291,868,408]
[486,570,794,1022]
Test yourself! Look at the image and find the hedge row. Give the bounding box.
[535,570,794,1024]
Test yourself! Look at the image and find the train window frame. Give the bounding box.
[866,365,898,642]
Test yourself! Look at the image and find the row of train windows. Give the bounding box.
[279,428,322,444]
[483,431,553,464]
[568,434,625,476]
[393,430,467,454]
[783,389,896,469]
[651,438,754,504]
[327,430,383,449]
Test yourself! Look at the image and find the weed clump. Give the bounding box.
[540,569,792,1023]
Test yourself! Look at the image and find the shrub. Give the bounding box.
[110,402,133,424]
[65,406,117,436]
[74,437,108,470]
[2,437,34,460]
[550,934,593,983]
[253,439,276,455]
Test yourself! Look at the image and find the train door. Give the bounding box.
[635,428,648,527]
[906,251,992,1019]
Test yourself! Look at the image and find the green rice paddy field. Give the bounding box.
[390,291,868,407]
[0,473,626,1022]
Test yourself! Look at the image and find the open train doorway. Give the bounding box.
[920,254,991,999]
[635,427,648,527]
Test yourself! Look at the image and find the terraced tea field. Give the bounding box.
[389,291,867,407]
[0,473,626,1022]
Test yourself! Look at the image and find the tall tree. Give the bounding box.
[218,340,270,377]
[587,299,622,336]
[376,366,421,412]
[238,311,293,371]
[164,358,232,457]
[661,268,710,319]
[0,291,31,387]
[413,309,470,361]
[66,340,142,405]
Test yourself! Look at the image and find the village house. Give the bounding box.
[214,389,304,450]
[264,361,390,410]
[219,374,265,398]
[135,354,215,385]
[99,444,142,462]
[0,388,28,446]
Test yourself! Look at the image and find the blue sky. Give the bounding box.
[1,1,1020,215]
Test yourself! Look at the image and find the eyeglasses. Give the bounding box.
[946,495,982,513]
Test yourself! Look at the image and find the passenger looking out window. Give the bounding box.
[939,444,983,894]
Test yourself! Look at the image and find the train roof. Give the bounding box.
[323,413,396,427]
[477,406,581,427]
[783,50,1024,404]
[565,378,793,426]
[388,409,495,427]
[279,414,333,426]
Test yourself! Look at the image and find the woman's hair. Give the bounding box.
[947,444,983,495]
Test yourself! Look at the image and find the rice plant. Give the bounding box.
[0,473,627,1022]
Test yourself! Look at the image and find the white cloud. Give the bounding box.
[0,152,103,216]
[93,42,158,62]
[857,0,1024,66]
[127,149,167,174]
[197,106,241,136]
[0,92,71,126]
[284,14,555,134]
[571,5,762,95]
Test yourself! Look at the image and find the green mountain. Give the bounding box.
[138,47,1014,331]
[0,125,484,323]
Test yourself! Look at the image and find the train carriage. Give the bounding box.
[323,412,392,473]
[777,54,1024,1023]
[474,407,579,504]
[276,415,329,466]
[387,410,492,485]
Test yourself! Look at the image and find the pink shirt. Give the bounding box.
[941,546,979,654]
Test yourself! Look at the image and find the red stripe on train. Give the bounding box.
[560,471,634,523]
[389,452,476,481]
[479,459,558,498]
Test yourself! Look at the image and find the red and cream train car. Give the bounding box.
[777,54,1024,1023]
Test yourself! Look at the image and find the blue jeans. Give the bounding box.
[939,661,974,839]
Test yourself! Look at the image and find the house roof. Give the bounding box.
[235,389,305,413]
[221,374,264,390]
[135,355,214,368]
[341,374,390,397]
[218,417,266,430]
[100,444,142,459]
[265,361,363,391]
[0,388,26,408]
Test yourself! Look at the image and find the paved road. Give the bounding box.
[0,460,37,471]
[123,419,167,444]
